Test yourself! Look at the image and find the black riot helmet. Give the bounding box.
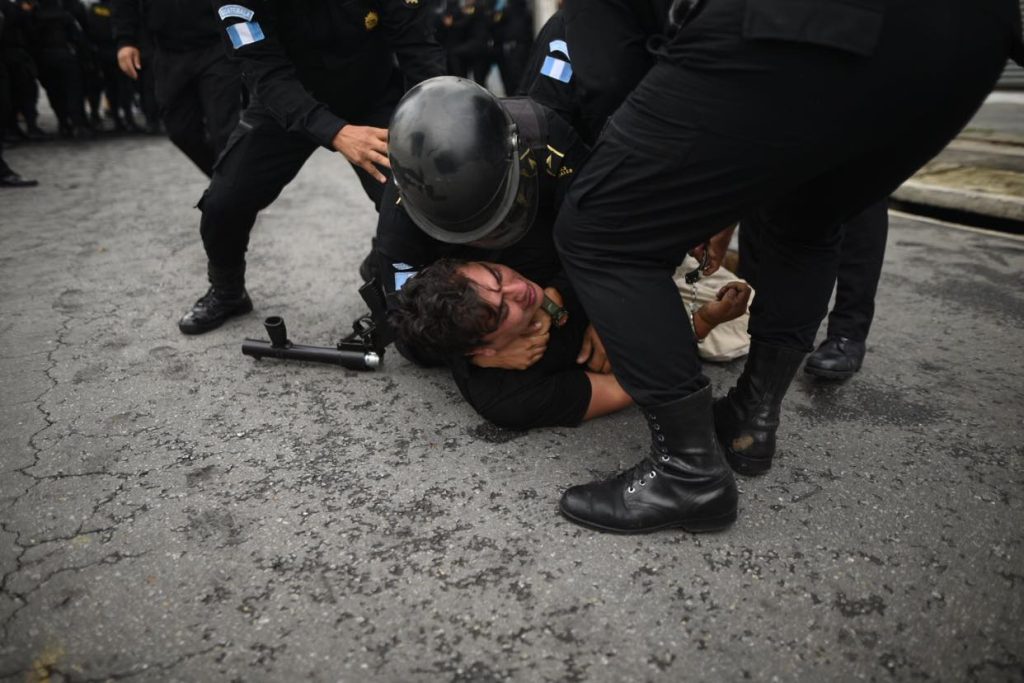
[387,76,539,250]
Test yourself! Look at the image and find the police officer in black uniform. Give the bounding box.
[550,0,1023,534]
[113,0,241,175]
[1,0,47,139]
[0,2,37,186]
[373,76,586,367]
[82,0,137,131]
[32,0,89,137]
[176,0,445,335]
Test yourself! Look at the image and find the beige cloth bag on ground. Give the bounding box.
[674,255,754,362]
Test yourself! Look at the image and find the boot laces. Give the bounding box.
[621,458,660,494]
[643,411,672,464]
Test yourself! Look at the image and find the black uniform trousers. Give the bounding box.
[199,101,392,270]
[740,200,890,343]
[154,42,241,177]
[553,0,1014,406]
[2,47,39,129]
[37,47,87,129]
[0,57,12,174]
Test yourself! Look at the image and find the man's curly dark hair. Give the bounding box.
[390,258,501,360]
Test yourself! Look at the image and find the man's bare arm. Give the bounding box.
[582,372,633,421]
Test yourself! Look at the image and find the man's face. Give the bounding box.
[458,261,543,353]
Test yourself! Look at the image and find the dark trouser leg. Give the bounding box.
[198,117,317,269]
[196,53,241,159]
[162,82,215,177]
[826,200,889,341]
[557,0,1010,405]
[181,117,316,333]
[6,51,40,129]
[138,49,160,128]
[0,61,11,174]
[36,52,72,128]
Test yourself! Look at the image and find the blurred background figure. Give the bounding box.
[82,0,137,132]
[32,0,90,138]
[490,0,532,94]
[439,0,491,85]
[1,0,48,140]
[0,0,37,185]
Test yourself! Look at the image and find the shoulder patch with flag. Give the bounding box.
[540,55,572,83]
[226,21,265,49]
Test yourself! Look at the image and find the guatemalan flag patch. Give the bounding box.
[226,21,265,49]
[540,55,572,83]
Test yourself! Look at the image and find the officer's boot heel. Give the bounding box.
[559,384,738,534]
[713,341,806,476]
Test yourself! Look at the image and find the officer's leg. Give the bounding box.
[554,0,1013,532]
[162,84,214,177]
[735,215,762,289]
[180,117,316,334]
[829,201,889,341]
[196,49,242,159]
[804,201,889,379]
[154,51,213,175]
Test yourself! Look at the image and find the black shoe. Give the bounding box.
[0,171,39,188]
[178,263,253,334]
[178,287,253,334]
[714,341,805,476]
[559,385,738,534]
[804,336,865,380]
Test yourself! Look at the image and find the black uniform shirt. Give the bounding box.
[212,0,445,149]
[562,0,671,144]
[112,0,222,51]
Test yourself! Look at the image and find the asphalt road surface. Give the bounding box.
[1,130,1022,682]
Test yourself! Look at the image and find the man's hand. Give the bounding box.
[471,321,549,370]
[694,281,752,339]
[332,125,389,183]
[470,287,564,370]
[577,324,611,373]
[117,46,142,80]
[690,224,736,277]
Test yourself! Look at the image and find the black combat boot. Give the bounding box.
[178,263,253,335]
[559,384,738,534]
[713,341,805,476]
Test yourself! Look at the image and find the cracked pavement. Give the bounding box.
[1,131,1022,682]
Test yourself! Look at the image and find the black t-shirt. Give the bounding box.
[449,274,593,431]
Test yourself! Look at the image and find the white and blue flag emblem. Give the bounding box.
[226,21,265,49]
[540,55,572,83]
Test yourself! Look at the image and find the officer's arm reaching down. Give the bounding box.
[211,1,444,181]
[212,2,347,146]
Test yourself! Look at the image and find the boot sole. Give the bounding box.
[558,504,737,535]
[723,449,772,476]
[804,365,858,380]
